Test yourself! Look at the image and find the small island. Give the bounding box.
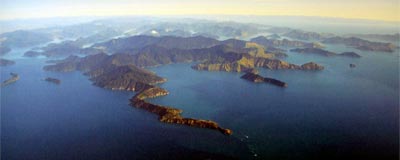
[241,72,288,87]
[44,77,61,84]
[24,51,42,57]
[1,72,19,87]
[339,52,362,58]
[130,83,233,135]
[0,58,16,67]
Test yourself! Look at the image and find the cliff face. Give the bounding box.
[241,72,287,87]
[130,84,232,135]
[244,42,276,59]
[191,55,254,72]
[253,58,299,69]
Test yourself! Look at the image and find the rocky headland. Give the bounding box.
[130,83,233,135]
[1,72,19,87]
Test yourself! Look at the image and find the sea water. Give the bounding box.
[1,43,398,159]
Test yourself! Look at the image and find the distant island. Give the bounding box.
[290,48,361,58]
[278,30,398,52]
[241,72,288,87]
[250,36,324,49]
[24,51,42,57]
[1,72,19,87]
[348,33,400,42]
[0,30,53,49]
[44,77,61,84]
[282,30,335,41]
[322,37,397,52]
[0,58,15,66]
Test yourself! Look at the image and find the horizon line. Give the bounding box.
[0,14,399,24]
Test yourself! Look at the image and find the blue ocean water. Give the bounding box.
[1,44,399,159]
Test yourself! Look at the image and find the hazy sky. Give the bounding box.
[1,0,399,21]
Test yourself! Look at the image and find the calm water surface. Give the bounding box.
[1,44,399,159]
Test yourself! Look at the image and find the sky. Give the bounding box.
[1,0,399,22]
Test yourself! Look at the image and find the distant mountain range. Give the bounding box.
[347,33,400,42]
[0,18,398,59]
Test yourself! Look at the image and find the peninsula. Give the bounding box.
[130,83,232,135]
[1,72,19,87]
